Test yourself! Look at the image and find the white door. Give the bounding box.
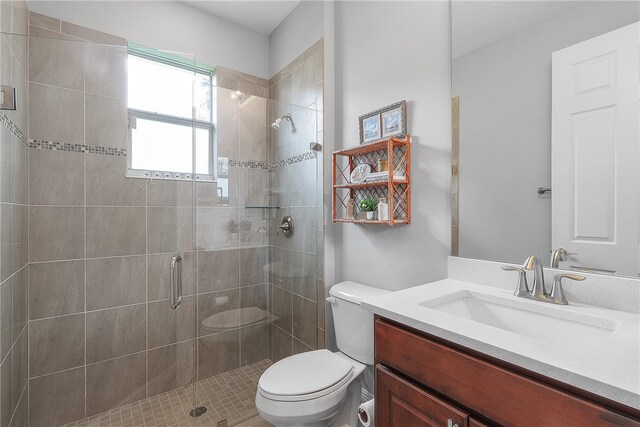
[552,22,639,277]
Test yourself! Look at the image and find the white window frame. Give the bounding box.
[126,50,216,182]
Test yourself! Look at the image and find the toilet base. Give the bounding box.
[257,378,363,427]
[326,379,363,427]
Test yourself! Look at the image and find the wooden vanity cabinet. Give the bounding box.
[375,317,640,427]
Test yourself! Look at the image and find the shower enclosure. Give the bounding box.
[0,8,323,427]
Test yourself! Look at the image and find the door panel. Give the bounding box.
[552,22,639,276]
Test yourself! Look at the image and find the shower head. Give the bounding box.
[230,90,246,102]
[271,113,292,130]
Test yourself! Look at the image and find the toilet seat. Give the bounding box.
[258,350,353,402]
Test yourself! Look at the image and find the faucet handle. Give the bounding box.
[501,266,526,273]
[502,266,530,297]
[554,273,585,281]
[550,273,586,305]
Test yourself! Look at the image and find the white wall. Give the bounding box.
[269,0,324,77]
[27,0,270,78]
[453,2,639,266]
[330,1,452,291]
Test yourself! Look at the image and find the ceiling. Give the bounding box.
[182,0,301,35]
[183,1,583,52]
[452,1,580,58]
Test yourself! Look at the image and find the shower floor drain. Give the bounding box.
[189,406,208,417]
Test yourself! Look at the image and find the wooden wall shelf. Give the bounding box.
[332,135,411,226]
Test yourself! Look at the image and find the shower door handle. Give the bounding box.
[170,255,183,309]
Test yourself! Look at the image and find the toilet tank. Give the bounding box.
[329,281,390,365]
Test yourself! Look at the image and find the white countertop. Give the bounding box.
[362,278,640,410]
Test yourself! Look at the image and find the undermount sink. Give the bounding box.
[419,290,619,353]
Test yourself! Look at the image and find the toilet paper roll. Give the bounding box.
[357,399,375,427]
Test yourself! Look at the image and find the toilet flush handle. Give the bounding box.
[326,297,337,304]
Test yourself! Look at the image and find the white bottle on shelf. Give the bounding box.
[378,197,389,221]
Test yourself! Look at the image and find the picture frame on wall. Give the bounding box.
[360,113,382,144]
[381,100,406,138]
[358,100,407,144]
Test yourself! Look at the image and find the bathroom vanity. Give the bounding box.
[363,258,640,426]
[374,318,638,426]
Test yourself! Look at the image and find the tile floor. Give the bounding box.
[60,360,272,427]
[235,416,273,427]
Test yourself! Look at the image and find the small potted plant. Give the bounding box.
[358,197,378,220]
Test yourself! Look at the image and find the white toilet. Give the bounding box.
[255,281,389,427]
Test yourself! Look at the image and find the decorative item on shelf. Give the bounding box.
[365,171,390,182]
[377,158,389,172]
[378,197,389,221]
[358,100,407,145]
[346,199,357,220]
[350,163,371,183]
[364,171,406,183]
[358,197,378,220]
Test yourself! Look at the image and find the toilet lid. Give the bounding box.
[259,350,353,400]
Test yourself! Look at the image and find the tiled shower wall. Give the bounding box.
[268,39,324,361]
[25,13,273,426]
[0,1,30,426]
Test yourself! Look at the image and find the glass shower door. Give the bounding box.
[130,46,202,426]
[191,79,276,426]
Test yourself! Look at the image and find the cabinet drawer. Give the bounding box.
[469,418,490,427]
[375,319,640,427]
[377,365,468,427]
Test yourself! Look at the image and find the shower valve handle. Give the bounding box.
[278,216,294,237]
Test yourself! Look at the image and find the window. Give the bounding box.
[127,47,215,181]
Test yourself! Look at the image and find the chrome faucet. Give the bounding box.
[502,255,585,305]
[523,255,547,299]
[550,248,576,268]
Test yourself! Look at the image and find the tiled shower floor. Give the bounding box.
[60,360,272,427]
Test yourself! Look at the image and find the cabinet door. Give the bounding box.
[376,365,468,427]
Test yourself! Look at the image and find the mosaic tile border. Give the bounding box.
[271,151,317,168]
[226,151,317,170]
[228,159,270,170]
[21,134,317,168]
[28,140,128,156]
[0,113,27,145]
